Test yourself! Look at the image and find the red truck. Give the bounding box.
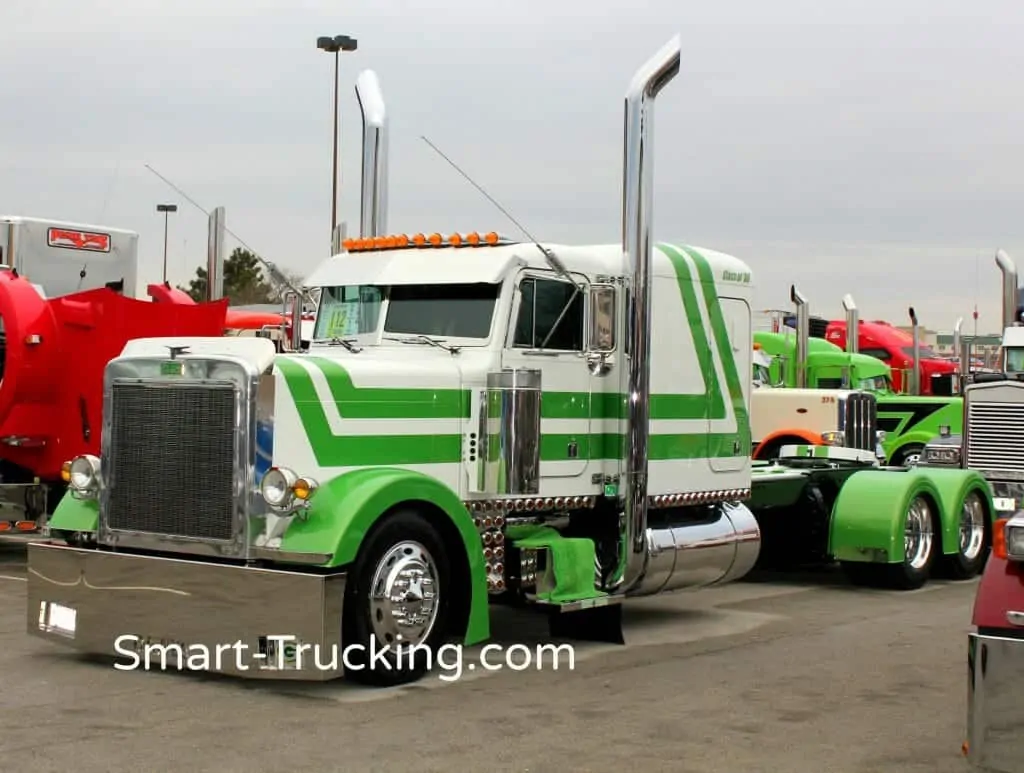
[965,514,1024,772]
[823,318,955,395]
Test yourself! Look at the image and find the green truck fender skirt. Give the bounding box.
[900,467,995,555]
[279,467,490,645]
[47,493,98,532]
[829,470,946,564]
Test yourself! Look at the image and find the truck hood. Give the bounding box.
[273,345,471,406]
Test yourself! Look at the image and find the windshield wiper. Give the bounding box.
[383,335,461,354]
[311,337,362,353]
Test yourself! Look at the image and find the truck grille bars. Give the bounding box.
[105,382,237,541]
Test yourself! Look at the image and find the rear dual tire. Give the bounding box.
[841,494,937,590]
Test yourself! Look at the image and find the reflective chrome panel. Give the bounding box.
[27,541,346,681]
[967,632,1024,772]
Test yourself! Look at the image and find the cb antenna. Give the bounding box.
[419,135,582,291]
[143,164,314,306]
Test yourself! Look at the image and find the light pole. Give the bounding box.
[156,203,178,283]
[316,34,358,238]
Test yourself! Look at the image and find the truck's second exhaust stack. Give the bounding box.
[356,70,388,238]
[791,285,809,388]
[613,35,760,598]
[842,293,858,354]
[996,249,1018,330]
[206,206,225,302]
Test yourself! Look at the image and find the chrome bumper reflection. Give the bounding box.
[968,632,1024,771]
[26,541,347,681]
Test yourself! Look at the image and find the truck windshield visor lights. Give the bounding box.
[64,454,101,497]
[260,466,318,511]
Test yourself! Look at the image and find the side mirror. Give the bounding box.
[587,284,616,353]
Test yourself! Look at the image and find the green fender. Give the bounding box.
[906,467,994,555]
[280,467,490,646]
[829,470,943,564]
[47,493,98,532]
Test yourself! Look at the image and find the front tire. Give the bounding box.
[342,509,452,686]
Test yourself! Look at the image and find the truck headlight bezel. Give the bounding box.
[923,445,961,466]
[260,466,319,511]
[821,430,845,446]
[63,454,101,497]
[1005,518,1024,561]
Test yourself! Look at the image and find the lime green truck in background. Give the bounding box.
[754,296,963,467]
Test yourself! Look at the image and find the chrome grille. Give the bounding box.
[105,382,237,540]
[966,401,1024,474]
[842,392,877,451]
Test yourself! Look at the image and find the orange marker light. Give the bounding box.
[395,234,410,247]
[413,233,426,246]
[292,478,314,500]
[428,233,443,246]
[993,518,1009,559]
[15,521,36,532]
[373,236,387,248]
[0,522,10,532]
[484,231,499,245]
[466,232,481,246]
[448,233,462,246]
[342,239,356,251]
[60,461,71,483]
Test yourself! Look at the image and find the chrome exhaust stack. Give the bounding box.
[611,35,760,598]
[791,285,809,388]
[206,206,225,302]
[355,70,388,238]
[842,293,859,354]
[953,316,963,360]
[909,306,920,395]
[997,249,1018,330]
[614,35,681,596]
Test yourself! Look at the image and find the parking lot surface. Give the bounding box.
[0,540,977,772]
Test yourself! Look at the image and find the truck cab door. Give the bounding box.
[502,269,593,480]
[710,297,752,473]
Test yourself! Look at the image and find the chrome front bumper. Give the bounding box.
[968,632,1024,770]
[26,541,347,680]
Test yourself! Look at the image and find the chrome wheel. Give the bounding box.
[368,541,440,652]
[904,496,934,570]
[959,492,986,561]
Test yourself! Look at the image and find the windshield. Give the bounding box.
[900,345,939,359]
[857,375,890,392]
[1006,347,1024,373]
[313,283,499,341]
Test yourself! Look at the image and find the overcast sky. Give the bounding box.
[2,0,1022,332]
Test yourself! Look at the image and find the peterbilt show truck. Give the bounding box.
[26,39,994,686]
[757,296,963,467]
[748,286,883,462]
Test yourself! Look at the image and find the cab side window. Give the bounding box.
[513,277,584,351]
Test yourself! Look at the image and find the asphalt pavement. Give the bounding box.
[0,539,978,773]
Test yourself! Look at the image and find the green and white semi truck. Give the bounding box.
[26,38,994,685]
